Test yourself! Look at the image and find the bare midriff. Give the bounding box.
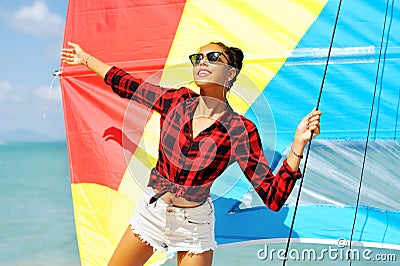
[153,188,204,208]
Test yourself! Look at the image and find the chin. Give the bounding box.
[193,79,209,87]
[194,78,221,88]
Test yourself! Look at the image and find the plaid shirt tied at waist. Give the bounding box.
[105,66,302,211]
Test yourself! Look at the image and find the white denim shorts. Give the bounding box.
[129,188,217,254]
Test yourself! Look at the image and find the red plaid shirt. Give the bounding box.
[105,67,301,211]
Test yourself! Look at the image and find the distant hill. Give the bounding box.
[0,129,64,142]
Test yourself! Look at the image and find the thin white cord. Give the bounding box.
[43,70,62,119]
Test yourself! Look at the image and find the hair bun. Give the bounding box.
[227,47,244,72]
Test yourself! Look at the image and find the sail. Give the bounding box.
[60,0,400,265]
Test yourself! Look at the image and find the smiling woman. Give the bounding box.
[61,40,321,265]
[190,42,241,99]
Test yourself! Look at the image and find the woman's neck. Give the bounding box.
[195,94,227,118]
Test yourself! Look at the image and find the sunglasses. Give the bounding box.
[189,52,231,66]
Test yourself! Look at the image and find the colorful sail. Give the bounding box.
[60,0,400,265]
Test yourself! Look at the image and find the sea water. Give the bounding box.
[0,142,80,266]
[1,142,398,266]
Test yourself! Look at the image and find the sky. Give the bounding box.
[0,0,68,141]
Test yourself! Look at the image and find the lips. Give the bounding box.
[198,68,211,77]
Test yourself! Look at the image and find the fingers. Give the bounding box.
[61,48,75,53]
[67,41,82,51]
[61,50,75,58]
[60,52,76,65]
[311,110,322,118]
[61,57,74,64]
[61,42,79,54]
[295,108,322,143]
[308,115,321,126]
[307,109,322,120]
[308,122,320,133]
[67,41,78,48]
[61,42,76,52]
[307,108,322,137]
[61,45,76,64]
[307,109,322,124]
[60,41,85,66]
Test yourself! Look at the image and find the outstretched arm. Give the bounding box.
[61,41,194,119]
[61,41,112,79]
[235,109,321,211]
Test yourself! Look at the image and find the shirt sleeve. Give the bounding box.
[104,66,176,116]
[234,118,302,211]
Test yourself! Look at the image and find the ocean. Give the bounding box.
[1,142,398,266]
[0,142,80,266]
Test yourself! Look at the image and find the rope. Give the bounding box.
[282,1,343,265]
[373,0,395,140]
[43,70,63,119]
[395,86,400,141]
[349,0,391,265]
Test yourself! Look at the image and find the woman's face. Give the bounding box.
[191,43,232,89]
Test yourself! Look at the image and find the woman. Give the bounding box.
[61,41,321,266]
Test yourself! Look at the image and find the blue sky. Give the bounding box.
[0,1,68,141]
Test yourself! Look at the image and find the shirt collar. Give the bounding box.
[184,95,237,131]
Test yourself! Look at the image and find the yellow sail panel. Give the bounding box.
[162,0,328,114]
[72,183,166,266]
[118,112,165,264]
[71,183,135,265]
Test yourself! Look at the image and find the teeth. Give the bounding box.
[198,70,211,77]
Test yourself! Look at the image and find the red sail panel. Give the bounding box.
[61,0,186,190]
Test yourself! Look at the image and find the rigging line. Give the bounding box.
[373,0,395,140]
[43,70,63,119]
[348,0,391,265]
[395,86,400,141]
[282,0,343,265]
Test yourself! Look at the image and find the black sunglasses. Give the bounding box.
[189,51,231,66]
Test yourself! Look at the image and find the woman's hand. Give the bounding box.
[61,41,90,66]
[286,109,322,171]
[294,108,322,144]
[60,42,112,78]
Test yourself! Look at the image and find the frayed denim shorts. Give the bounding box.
[129,188,217,254]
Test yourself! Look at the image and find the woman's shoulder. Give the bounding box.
[229,111,257,129]
[159,86,199,103]
[176,86,199,99]
[226,110,258,137]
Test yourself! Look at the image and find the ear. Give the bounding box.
[227,67,237,82]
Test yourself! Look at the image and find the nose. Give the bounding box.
[199,56,209,66]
